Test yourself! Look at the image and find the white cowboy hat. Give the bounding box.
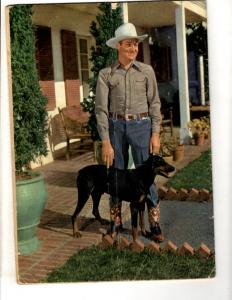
[106,23,148,49]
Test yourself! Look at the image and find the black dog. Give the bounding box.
[72,154,175,241]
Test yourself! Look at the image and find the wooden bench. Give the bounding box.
[58,105,93,160]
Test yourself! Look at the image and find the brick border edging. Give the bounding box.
[99,235,214,259]
[158,186,213,202]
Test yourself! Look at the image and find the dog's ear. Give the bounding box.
[152,153,163,160]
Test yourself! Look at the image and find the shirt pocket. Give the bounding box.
[135,74,147,96]
[108,77,119,89]
[109,76,124,99]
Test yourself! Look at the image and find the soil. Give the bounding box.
[16,172,33,181]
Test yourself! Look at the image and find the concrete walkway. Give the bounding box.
[17,140,214,283]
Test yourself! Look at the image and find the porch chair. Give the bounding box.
[161,106,173,137]
[58,105,93,160]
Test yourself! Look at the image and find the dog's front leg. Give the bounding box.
[130,204,139,241]
[139,211,146,237]
[72,214,82,238]
[138,201,146,236]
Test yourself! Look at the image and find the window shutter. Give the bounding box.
[61,30,80,107]
[35,26,56,110]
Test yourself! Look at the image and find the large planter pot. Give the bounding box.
[16,172,48,255]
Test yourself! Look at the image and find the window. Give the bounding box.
[79,38,90,99]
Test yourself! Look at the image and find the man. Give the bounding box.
[95,23,164,242]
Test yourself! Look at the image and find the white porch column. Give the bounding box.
[199,55,205,105]
[175,4,191,143]
[121,3,129,23]
[51,27,66,110]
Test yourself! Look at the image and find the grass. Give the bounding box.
[44,246,215,282]
[167,150,212,192]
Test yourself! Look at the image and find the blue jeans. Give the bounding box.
[109,118,159,211]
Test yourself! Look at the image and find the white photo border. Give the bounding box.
[1,0,232,299]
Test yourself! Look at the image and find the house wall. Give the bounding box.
[33,4,95,110]
[31,4,96,167]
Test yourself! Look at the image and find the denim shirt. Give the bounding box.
[95,60,161,141]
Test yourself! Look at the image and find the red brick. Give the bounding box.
[187,188,199,201]
[164,187,178,201]
[196,243,211,258]
[179,188,189,201]
[158,186,168,199]
[18,272,39,284]
[99,234,114,250]
[146,241,161,253]
[129,239,145,253]
[33,269,49,280]
[178,242,194,256]
[198,189,210,202]
[163,240,178,254]
[117,235,130,250]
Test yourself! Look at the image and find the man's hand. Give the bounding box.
[149,133,160,154]
[102,139,114,168]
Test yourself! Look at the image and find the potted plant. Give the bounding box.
[188,117,210,146]
[81,3,122,163]
[160,135,175,163]
[160,135,184,162]
[10,5,48,255]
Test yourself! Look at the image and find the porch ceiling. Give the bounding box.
[61,1,207,28]
[128,1,207,29]
[61,3,99,15]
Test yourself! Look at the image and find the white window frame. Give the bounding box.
[77,35,91,102]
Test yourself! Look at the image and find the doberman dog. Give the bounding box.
[72,154,175,241]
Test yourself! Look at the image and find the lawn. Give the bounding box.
[45,246,215,282]
[167,150,212,191]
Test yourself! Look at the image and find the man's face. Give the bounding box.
[117,39,139,63]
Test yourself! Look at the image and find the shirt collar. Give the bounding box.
[111,60,142,72]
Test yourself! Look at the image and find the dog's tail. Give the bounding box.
[76,169,94,191]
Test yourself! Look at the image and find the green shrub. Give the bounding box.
[10,5,48,174]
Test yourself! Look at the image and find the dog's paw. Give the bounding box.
[73,231,82,238]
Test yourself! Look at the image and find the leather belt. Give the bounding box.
[109,112,149,121]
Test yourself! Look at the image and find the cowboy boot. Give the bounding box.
[109,205,122,237]
[148,203,164,242]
